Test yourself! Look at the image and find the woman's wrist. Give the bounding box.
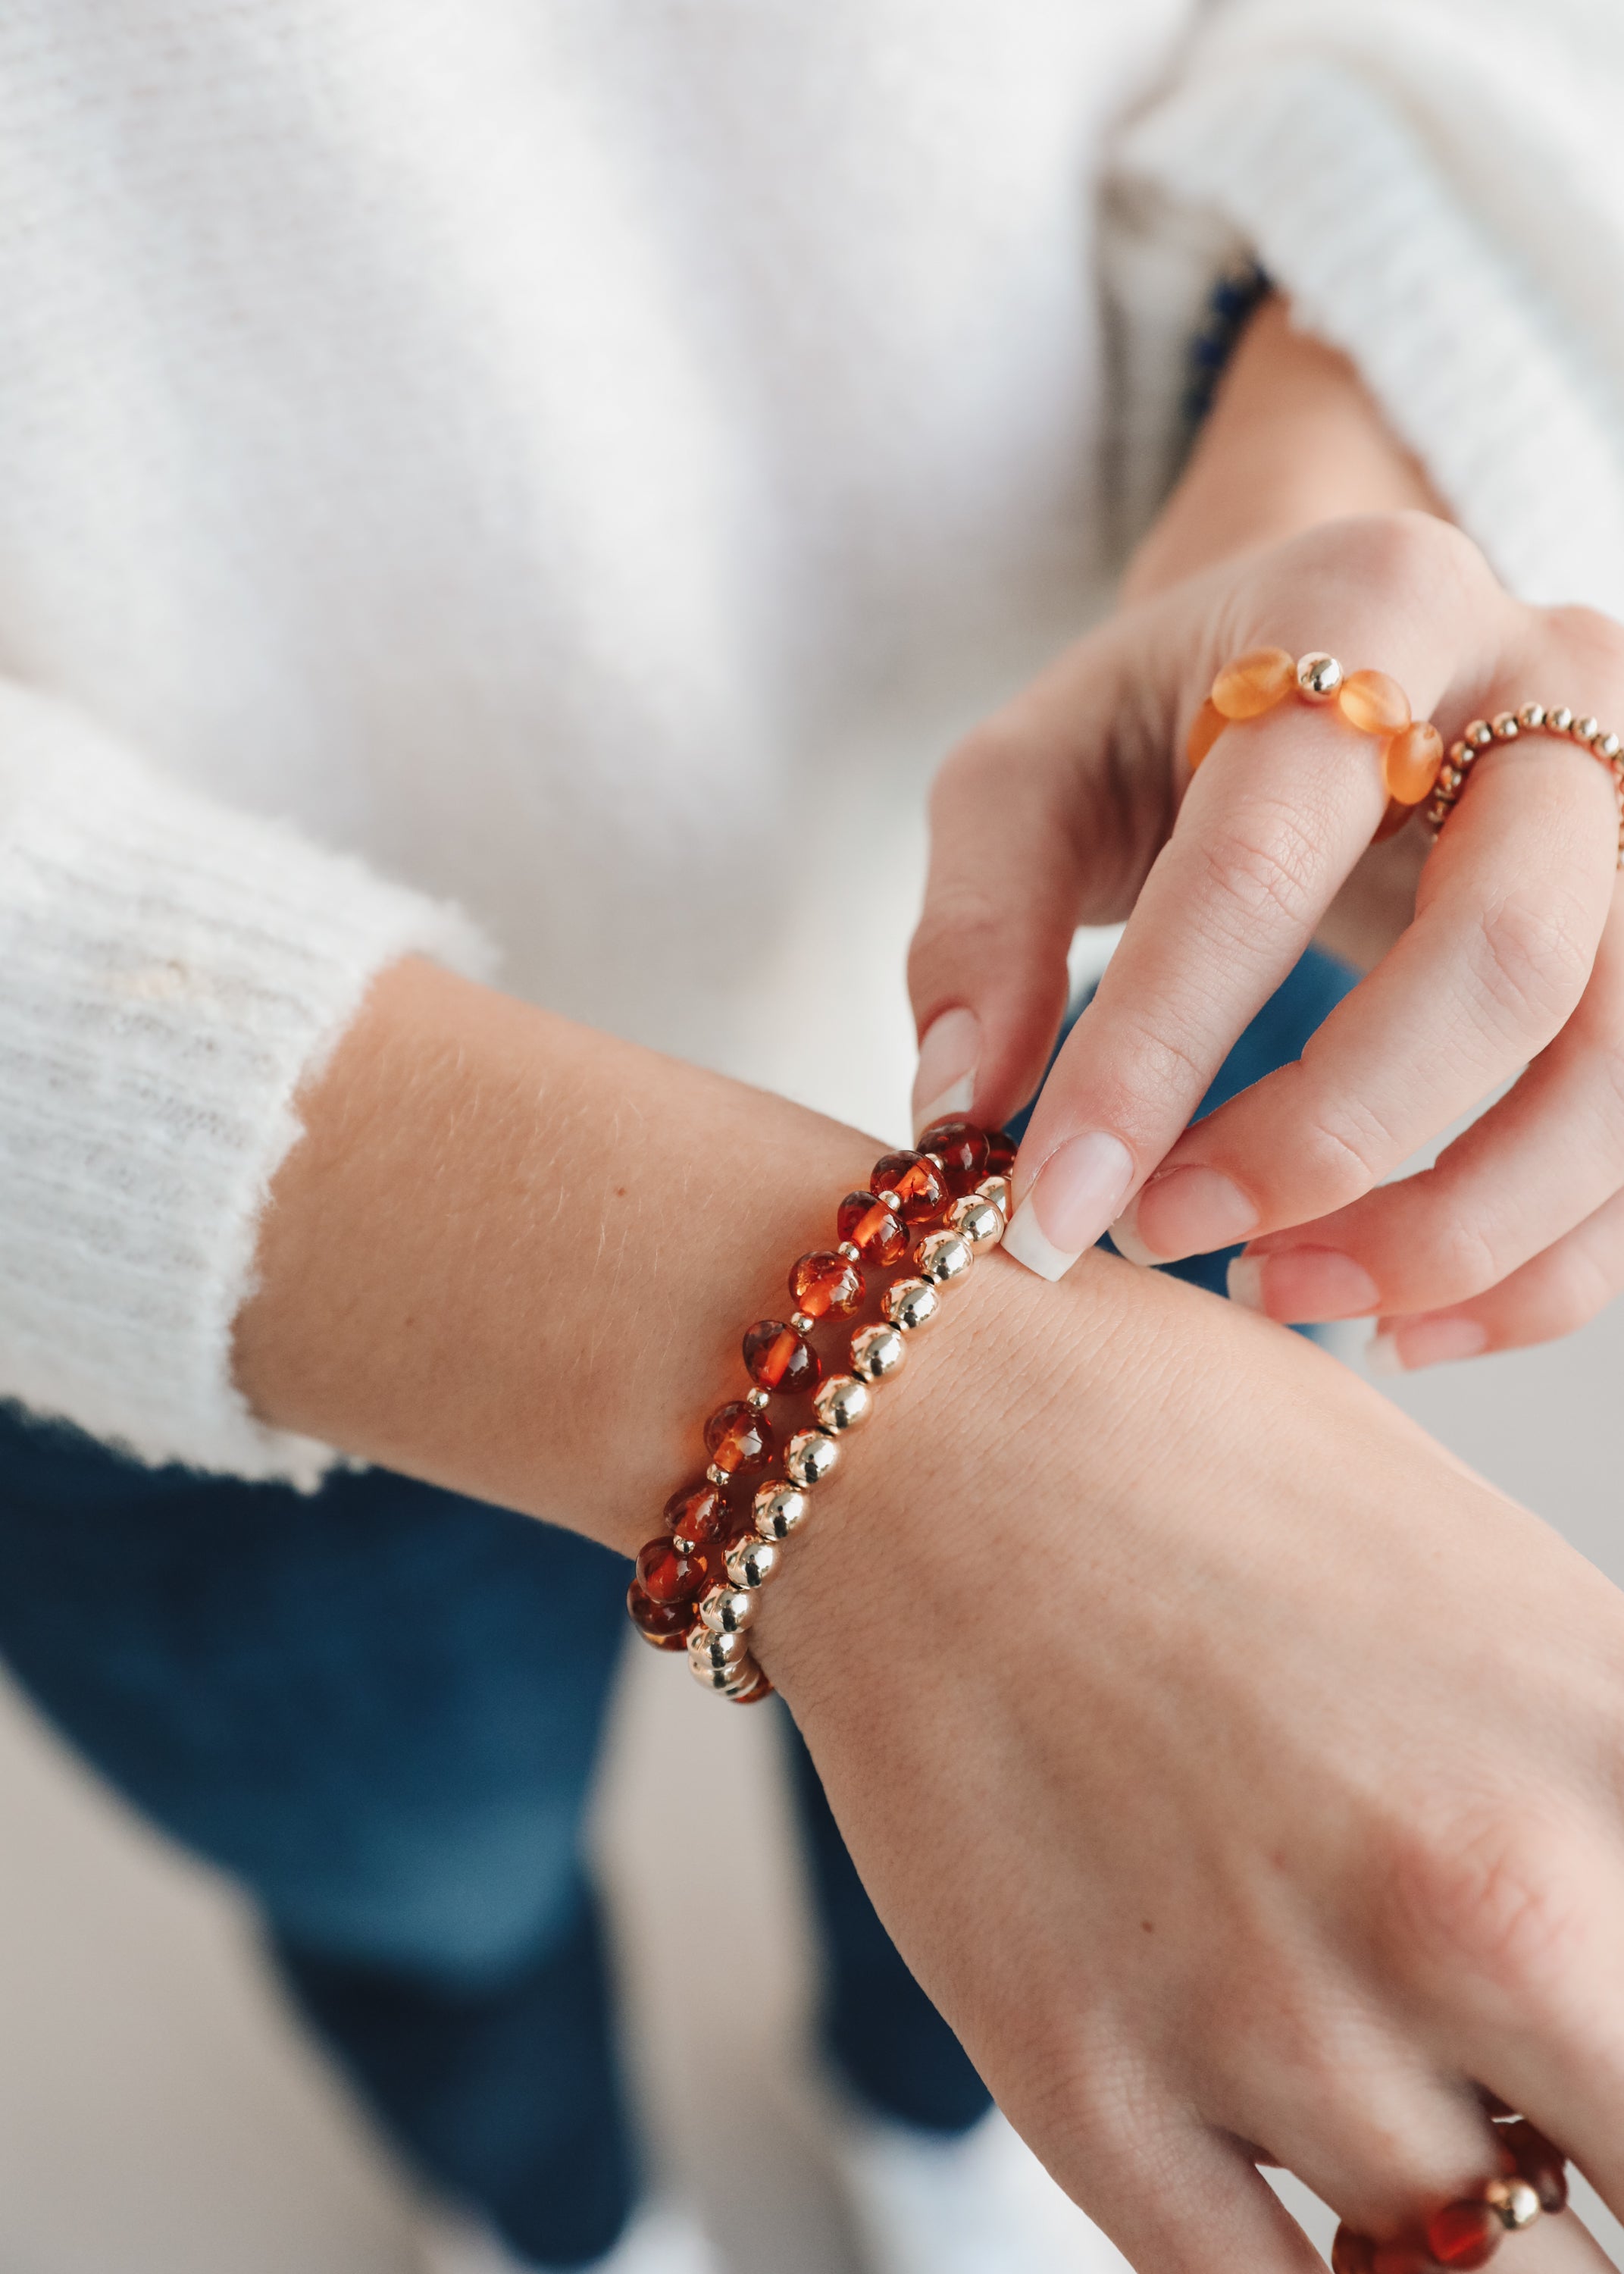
[1122,295,1449,603]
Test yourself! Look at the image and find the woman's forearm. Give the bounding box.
[1122,294,1449,603]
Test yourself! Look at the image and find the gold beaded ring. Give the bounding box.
[1424,705,1624,869]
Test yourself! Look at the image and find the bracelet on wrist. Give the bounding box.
[624,1119,1015,1702]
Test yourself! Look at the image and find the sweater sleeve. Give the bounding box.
[0,677,491,1487]
[1103,0,1624,612]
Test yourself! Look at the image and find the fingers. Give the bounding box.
[1113,732,1619,1288]
[1366,1183,1624,1370]
[906,640,1156,1137]
[1000,688,1402,1277]
[1225,891,1624,1328]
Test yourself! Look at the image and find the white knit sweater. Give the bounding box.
[2,0,1622,1483]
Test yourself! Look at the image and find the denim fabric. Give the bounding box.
[0,945,1353,2268]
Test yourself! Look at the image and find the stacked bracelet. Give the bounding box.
[624,1120,1015,1702]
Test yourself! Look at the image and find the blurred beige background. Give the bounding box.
[0,1283,1618,2272]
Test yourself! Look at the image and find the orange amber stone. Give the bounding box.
[984,1127,1016,1178]
[1425,2204,1501,2271]
[1338,669,1411,738]
[1187,697,1226,771]
[1211,646,1295,720]
[662,1482,729,1548]
[1331,2231,1378,2274]
[626,1580,689,1649]
[1501,2122,1567,2213]
[916,1117,990,1196]
[742,1318,822,1393]
[703,1400,775,1477]
[836,1189,909,1267]
[870,1150,948,1223]
[1384,719,1444,804]
[789,1249,865,1318]
[637,1534,715,1605]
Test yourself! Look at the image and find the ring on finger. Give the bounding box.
[1424,705,1624,868]
[1330,2114,1569,2274]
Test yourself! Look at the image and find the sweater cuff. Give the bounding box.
[1106,48,1624,614]
[0,681,492,1486]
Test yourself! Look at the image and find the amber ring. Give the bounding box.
[1331,2114,1569,2274]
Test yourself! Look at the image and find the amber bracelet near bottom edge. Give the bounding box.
[624,1119,1015,1702]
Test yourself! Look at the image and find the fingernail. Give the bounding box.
[1125,1166,1258,1263]
[1224,1245,1381,1322]
[1106,1214,1159,1267]
[1366,1315,1489,1374]
[912,1007,980,1135]
[1003,1132,1135,1283]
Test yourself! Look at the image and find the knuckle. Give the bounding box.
[1522,1242,1619,1341]
[1469,890,1593,1032]
[1328,512,1490,610]
[1539,603,1624,693]
[1195,803,1321,940]
[1384,1806,1591,2004]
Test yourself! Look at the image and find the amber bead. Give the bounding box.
[732,1667,776,1705]
[703,1401,775,1477]
[836,1189,909,1267]
[1338,669,1411,738]
[870,1150,948,1223]
[1187,697,1226,771]
[626,1580,690,1650]
[789,1249,865,1319]
[1331,2230,1378,2274]
[662,1482,730,1549]
[983,1127,1016,1179]
[636,1534,716,1605]
[1385,719,1445,805]
[1212,646,1295,720]
[1500,2122,1567,2213]
[1425,2203,1501,2270]
[916,1118,990,1197]
[742,1318,822,1394]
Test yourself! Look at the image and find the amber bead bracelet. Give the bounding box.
[624,1120,1016,1702]
[1188,647,1624,864]
[1331,2111,1569,2274]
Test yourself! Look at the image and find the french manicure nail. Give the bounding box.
[1128,1166,1258,1263]
[1106,1214,1159,1267]
[912,1007,981,1135]
[1223,1246,1381,1322]
[1003,1132,1135,1283]
[1366,1315,1489,1373]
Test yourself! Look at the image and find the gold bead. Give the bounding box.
[724,1533,781,1590]
[1295,651,1343,701]
[976,1174,1012,1215]
[1597,730,1621,761]
[837,1240,861,1261]
[883,1276,940,1331]
[746,1387,771,1411]
[914,1229,973,1286]
[1519,702,1547,730]
[1491,711,1520,740]
[1576,714,1602,745]
[790,1311,817,1336]
[1548,704,1575,734]
[812,1373,872,1432]
[705,1462,730,1488]
[948,1193,1004,1246]
[753,1481,810,1539]
[1465,718,1494,748]
[850,1323,907,1381]
[698,1581,756,1634]
[688,1622,749,1674]
[879,1191,903,1213]
[784,1428,840,1486]
[1485,2179,1542,2232]
[690,1648,759,1696]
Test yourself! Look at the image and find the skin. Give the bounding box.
[908,297,1624,1368]
[230,299,1624,2268]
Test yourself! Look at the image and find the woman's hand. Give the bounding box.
[764,1238,1624,2274]
[906,304,1624,1367]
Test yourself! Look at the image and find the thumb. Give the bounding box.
[906,675,1153,1135]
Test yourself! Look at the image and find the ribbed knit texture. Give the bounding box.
[1109,0,1624,609]
[0,2,1619,1479]
[0,681,487,1483]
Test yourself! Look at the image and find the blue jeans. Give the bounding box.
[0,948,1354,2269]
